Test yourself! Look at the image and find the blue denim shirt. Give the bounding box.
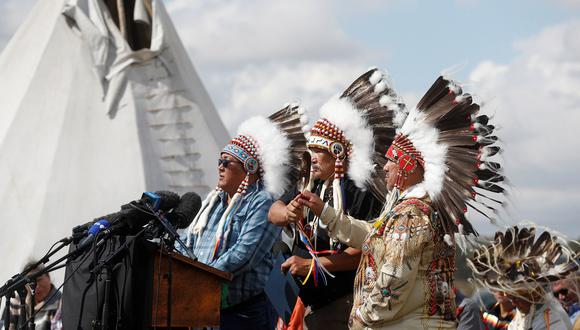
[569,302,580,323]
[178,182,280,307]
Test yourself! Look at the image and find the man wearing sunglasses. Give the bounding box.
[179,113,305,330]
[553,276,580,326]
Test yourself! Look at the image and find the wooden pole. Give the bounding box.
[143,0,153,19]
[116,0,127,39]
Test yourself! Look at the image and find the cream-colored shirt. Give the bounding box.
[320,188,457,329]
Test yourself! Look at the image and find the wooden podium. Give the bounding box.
[147,248,233,328]
[62,237,232,329]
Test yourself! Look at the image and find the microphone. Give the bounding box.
[72,191,180,234]
[141,191,180,212]
[76,219,111,251]
[167,192,202,229]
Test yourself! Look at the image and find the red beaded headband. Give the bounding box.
[385,134,424,189]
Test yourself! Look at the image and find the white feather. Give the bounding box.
[369,70,383,86]
[374,81,387,93]
[379,95,396,107]
[319,96,375,189]
[238,116,291,198]
[400,108,448,198]
[454,94,467,104]
[394,109,408,129]
[444,234,453,246]
[447,80,462,94]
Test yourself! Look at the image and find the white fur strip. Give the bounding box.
[238,116,291,198]
[401,108,447,198]
[320,96,374,189]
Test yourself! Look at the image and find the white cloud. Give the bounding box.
[468,20,580,235]
[209,61,370,133]
[166,0,359,66]
[162,0,381,135]
[553,0,580,9]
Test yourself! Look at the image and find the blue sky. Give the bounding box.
[332,0,580,91]
[1,0,579,236]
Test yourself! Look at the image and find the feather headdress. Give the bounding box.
[467,226,579,300]
[308,68,407,210]
[267,103,310,191]
[186,104,309,258]
[387,76,506,238]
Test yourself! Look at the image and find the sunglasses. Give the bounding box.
[553,288,569,297]
[218,158,241,168]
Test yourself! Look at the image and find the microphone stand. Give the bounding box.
[3,290,14,329]
[144,204,197,261]
[88,222,152,330]
[0,235,76,330]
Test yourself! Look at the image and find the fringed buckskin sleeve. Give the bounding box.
[320,198,457,329]
[319,203,373,249]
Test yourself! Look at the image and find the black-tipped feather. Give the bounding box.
[409,76,506,238]
[337,68,408,201]
[469,226,577,297]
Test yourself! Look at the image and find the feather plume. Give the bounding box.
[398,75,506,237]
[267,103,309,192]
[317,68,408,201]
[468,226,579,300]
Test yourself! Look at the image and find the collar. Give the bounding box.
[401,183,427,199]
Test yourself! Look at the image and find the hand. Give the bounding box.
[281,256,312,277]
[285,195,304,224]
[298,190,324,217]
[349,308,367,330]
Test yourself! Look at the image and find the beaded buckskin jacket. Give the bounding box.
[319,184,457,329]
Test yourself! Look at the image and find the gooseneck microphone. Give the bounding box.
[72,190,180,235]
[76,220,111,251]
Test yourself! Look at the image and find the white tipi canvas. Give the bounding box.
[0,0,228,283]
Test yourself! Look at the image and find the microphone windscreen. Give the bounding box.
[154,190,180,211]
[170,192,202,229]
[87,219,111,235]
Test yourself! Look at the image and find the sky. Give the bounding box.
[1,0,579,236]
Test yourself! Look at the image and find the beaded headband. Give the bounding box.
[385,134,425,190]
[307,118,351,160]
[223,135,261,175]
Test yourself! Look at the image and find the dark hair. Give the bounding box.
[21,259,46,275]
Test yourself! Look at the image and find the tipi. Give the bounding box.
[0,0,228,282]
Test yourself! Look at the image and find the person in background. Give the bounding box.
[553,275,580,324]
[480,291,516,330]
[468,226,575,330]
[457,296,486,330]
[1,260,61,330]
